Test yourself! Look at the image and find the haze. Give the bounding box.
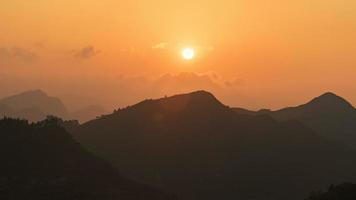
[1,0,355,111]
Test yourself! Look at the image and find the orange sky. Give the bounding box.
[0,0,355,110]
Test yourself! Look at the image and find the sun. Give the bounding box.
[182,47,195,60]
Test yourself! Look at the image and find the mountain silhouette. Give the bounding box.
[73,91,356,200]
[0,117,174,200]
[0,90,68,121]
[234,92,356,148]
[305,182,356,200]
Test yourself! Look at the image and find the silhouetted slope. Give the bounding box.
[0,90,68,121]
[305,183,356,200]
[0,117,174,200]
[74,91,356,200]
[269,92,355,120]
[234,92,356,148]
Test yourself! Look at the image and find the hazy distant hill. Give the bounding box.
[74,91,356,200]
[0,117,174,200]
[0,103,14,116]
[0,90,68,121]
[0,90,109,123]
[70,105,108,123]
[234,92,356,148]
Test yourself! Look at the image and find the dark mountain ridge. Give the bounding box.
[305,182,356,200]
[233,92,356,148]
[74,90,356,200]
[0,117,174,200]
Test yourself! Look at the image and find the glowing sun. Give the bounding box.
[182,48,195,60]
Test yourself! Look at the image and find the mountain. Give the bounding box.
[233,92,356,148]
[0,90,109,123]
[73,91,356,200]
[0,90,68,121]
[0,103,14,116]
[70,105,108,123]
[0,117,174,200]
[305,182,356,200]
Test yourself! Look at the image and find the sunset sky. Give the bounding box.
[1,0,355,110]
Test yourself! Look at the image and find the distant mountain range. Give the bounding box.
[0,117,174,200]
[0,90,107,123]
[73,91,356,200]
[0,90,68,121]
[234,92,356,149]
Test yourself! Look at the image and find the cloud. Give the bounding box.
[152,42,169,49]
[154,72,222,93]
[74,46,101,59]
[0,47,38,63]
[225,77,245,87]
[199,71,221,80]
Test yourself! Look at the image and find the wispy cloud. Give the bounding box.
[74,46,101,59]
[225,77,244,87]
[0,47,38,63]
[152,42,169,49]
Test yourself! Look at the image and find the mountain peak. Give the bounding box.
[169,90,217,100]
[306,92,354,110]
[319,92,341,98]
[158,90,225,109]
[0,90,68,120]
[114,90,227,119]
[182,90,217,100]
[18,89,48,97]
[0,89,57,103]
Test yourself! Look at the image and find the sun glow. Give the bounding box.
[182,48,195,60]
